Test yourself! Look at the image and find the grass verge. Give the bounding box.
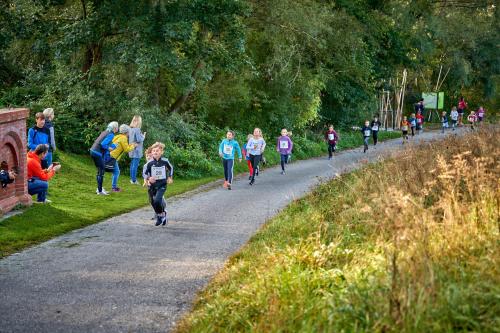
[175,127,500,333]
[0,130,399,258]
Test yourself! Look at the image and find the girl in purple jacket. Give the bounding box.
[276,128,293,175]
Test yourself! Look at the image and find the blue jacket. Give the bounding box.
[219,139,242,160]
[27,126,51,151]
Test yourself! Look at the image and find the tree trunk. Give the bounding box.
[169,60,204,113]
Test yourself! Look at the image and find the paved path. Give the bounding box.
[0,130,454,332]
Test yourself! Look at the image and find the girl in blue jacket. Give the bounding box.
[218,130,242,190]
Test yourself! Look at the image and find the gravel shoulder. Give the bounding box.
[0,130,458,333]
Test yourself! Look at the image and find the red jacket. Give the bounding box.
[27,151,55,181]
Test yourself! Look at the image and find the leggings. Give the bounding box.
[372,131,379,145]
[246,160,253,176]
[327,143,336,158]
[280,154,289,171]
[148,186,166,214]
[249,154,262,180]
[222,159,234,183]
[91,150,105,192]
[363,137,369,151]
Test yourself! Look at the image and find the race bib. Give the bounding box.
[402,126,408,131]
[372,125,379,131]
[328,134,335,141]
[279,140,289,149]
[411,120,416,126]
[364,130,370,137]
[223,144,233,155]
[151,166,167,180]
[417,118,423,124]
[468,116,475,122]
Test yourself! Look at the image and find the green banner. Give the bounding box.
[438,92,444,109]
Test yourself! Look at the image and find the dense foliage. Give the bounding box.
[0,1,498,158]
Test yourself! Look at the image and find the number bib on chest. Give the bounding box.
[328,134,335,141]
[223,144,233,155]
[364,130,371,137]
[372,125,379,131]
[151,166,167,180]
[279,140,289,149]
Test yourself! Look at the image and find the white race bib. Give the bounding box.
[151,166,167,180]
[328,134,335,141]
[223,144,233,155]
[279,140,289,149]
[402,126,408,131]
[364,130,370,137]
[410,120,416,126]
[372,125,379,131]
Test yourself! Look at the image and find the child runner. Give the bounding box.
[144,142,173,226]
[242,134,254,180]
[325,125,339,159]
[467,111,477,131]
[441,111,449,134]
[143,146,166,220]
[401,116,410,144]
[477,106,485,124]
[408,113,417,137]
[361,121,371,153]
[450,106,459,131]
[370,117,381,145]
[218,130,242,190]
[246,128,266,185]
[277,128,293,175]
[457,96,468,126]
[416,110,424,134]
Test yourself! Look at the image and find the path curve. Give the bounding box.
[0,130,455,332]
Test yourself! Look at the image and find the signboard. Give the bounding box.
[422,93,437,109]
[422,92,445,109]
[438,92,445,109]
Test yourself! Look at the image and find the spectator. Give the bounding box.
[90,121,119,195]
[27,112,52,169]
[27,144,61,203]
[128,115,146,185]
[109,124,137,192]
[43,108,57,166]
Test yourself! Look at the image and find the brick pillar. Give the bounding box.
[0,108,32,215]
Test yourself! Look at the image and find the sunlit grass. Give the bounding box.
[175,127,500,333]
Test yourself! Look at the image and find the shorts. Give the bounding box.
[478,116,483,122]
[402,130,408,136]
[416,124,422,130]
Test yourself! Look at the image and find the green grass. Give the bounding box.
[0,129,399,258]
[175,129,499,333]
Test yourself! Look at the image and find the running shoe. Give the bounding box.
[43,199,52,204]
[281,171,286,175]
[96,188,109,195]
[227,184,232,190]
[155,215,162,226]
[249,179,255,186]
[130,180,139,185]
[112,187,122,192]
[161,212,168,226]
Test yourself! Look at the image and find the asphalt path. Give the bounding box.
[0,130,455,333]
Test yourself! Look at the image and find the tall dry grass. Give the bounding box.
[176,127,500,333]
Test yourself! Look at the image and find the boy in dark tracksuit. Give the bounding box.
[361,121,371,153]
[370,117,381,145]
[144,142,174,226]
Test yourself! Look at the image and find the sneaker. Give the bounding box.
[96,188,109,195]
[249,179,255,186]
[328,157,332,160]
[112,187,122,193]
[43,199,52,204]
[281,171,286,175]
[130,180,139,185]
[227,184,232,190]
[155,215,162,226]
[161,212,168,226]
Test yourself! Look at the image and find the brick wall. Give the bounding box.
[0,108,32,215]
